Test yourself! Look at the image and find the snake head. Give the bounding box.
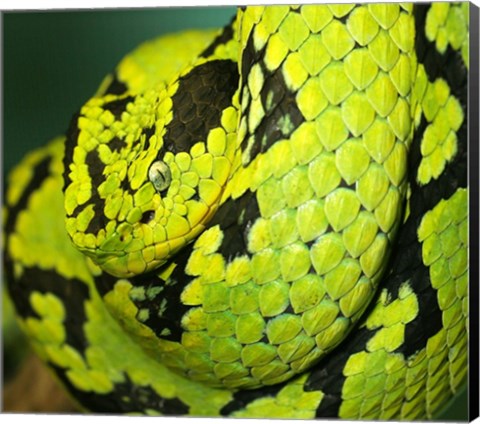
[63,61,239,278]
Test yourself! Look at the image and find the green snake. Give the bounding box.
[3,3,470,419]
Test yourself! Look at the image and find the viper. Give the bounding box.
[3,3,470,419]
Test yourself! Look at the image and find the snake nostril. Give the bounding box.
[140,210,155,224]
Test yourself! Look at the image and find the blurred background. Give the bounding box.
[3,7,235,172]
[2,6,469,419]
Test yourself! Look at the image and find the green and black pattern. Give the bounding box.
[4,3,470,419]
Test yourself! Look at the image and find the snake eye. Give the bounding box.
[149,160,171,193]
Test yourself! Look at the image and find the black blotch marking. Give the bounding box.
[5,156,51,235]
[62,111,119,236]
[136,248,193,342]
[239,29,305,165]
[103,73,128,95]
[70,201,88,219]
[208,190,260,261]
[94,245,195,343]
[50,365,190,414]
[109,136,127,153]
[103,95,135,120]
[241,29,264,80]
[85,149,105,182]
[84,149,107,235]
[389,122,467,357]
[254,69,304,156]
[220,383,284,416]
[162,59,239,155]
[82,198,105,235]
[93,271,116,298]
[200,19,235,58]
[260,67,286,115]
[304,323,378,417]
[120,173,138,198]
[414,5,468,107]
[143,125,156,145]
[4,263,90,355]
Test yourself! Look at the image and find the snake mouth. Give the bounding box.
[86,207,215,278]
[94,241,177,279]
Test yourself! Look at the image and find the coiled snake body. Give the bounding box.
[4,3,469,419]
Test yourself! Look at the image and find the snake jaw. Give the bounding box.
[90,222,208,278]
[78,189,218,278]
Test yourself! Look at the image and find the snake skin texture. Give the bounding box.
[3,3,471,419]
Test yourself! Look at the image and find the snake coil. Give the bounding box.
[4,3,469,419]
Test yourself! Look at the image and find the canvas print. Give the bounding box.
[2,2,478,421]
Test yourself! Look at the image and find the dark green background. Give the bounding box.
[3,7,235,172]
[2,8,469,420]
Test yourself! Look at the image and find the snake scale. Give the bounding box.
[3,3,470,419]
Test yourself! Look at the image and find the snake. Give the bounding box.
[3,3,470,419]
